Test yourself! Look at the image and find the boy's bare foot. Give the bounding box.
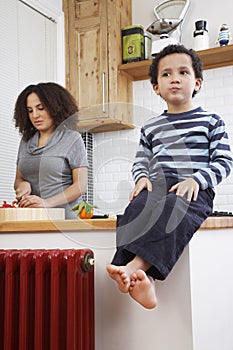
[129,270,157,309]
[106,264,133,293]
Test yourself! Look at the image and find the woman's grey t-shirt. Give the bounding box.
[17,125,88,219]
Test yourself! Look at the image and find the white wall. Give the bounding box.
[94,0,233,215]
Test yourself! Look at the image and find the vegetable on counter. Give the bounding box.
[0,200,18,208]
[72,201,98,219]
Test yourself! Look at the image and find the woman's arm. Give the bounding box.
[14,166,31,200]
[18,167,88,208]
[45,167,88,207]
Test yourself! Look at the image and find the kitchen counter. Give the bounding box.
[0,216,233,232]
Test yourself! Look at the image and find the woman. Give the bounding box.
[14,82,88,219]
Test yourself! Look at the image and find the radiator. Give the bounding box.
[0,249,94,350]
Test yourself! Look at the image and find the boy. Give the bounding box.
[107,44,233,309]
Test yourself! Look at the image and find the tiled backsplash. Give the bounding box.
[94,66,233,215]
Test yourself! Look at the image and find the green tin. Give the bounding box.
[122,25,144,63]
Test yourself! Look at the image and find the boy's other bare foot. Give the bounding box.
[129,270,157,309]
[106,264,133,293]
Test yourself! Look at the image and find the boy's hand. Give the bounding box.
[169,178,199,202]
[130,177,152,201]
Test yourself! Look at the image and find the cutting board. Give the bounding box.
[0,208,65,221]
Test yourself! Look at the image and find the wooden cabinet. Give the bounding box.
[63,0,133,132]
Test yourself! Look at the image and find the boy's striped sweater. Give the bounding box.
[132,107,233,190]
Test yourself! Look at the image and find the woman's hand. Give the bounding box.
[18,195,47,208]
[169,178,199,202]
[129,177,152,201]
[15,181,31,202]
[14,167,31,201]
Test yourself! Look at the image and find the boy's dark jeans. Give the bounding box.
[111,177,214,280]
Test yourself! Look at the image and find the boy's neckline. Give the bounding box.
[163,106,202,116]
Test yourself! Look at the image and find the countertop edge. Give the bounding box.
[1,217,233,233]
[0,218,117,233]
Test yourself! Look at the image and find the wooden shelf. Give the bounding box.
[118,44,233,81]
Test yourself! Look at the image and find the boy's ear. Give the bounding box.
[194,78,202,93]
[153,84,160,95]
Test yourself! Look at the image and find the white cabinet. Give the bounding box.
[1,226,233,349]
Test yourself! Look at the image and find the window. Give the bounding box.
[0,0,57,202]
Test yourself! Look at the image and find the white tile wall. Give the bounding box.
[94,66,233,215]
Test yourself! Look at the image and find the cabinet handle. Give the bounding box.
[102,72,106,113]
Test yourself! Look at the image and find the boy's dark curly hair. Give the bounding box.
[14,82,78,141]
[149,44,203,97]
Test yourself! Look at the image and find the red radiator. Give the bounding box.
[0,249,94,350]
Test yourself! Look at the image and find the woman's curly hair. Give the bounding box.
[149,44,203,97]
[14,82,78,141]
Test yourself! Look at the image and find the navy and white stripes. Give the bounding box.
[132,107,233,190]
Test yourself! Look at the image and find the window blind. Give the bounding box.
[0,0,57,203]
